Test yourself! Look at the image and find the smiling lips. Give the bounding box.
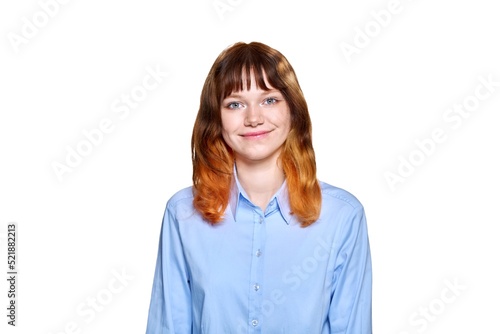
[241,130,272,139]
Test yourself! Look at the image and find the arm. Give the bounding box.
[329,207,372,334]
[146,206,192,334]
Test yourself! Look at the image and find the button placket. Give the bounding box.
[248,210,265,332]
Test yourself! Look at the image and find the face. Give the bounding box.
[220,73,291,166]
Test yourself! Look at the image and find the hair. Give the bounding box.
[191,41,321,227]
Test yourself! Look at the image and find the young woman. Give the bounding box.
[146,42,372,333]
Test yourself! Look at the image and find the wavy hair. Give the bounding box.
[191,42,321,227]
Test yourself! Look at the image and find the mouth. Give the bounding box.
[241,130,272,139]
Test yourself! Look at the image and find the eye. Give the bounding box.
[262,97,278,105]
[226,101,244,109]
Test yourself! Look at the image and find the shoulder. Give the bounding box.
[162,186,201,223]
[166,186,194,211]
[319,181,364,212]
[316,181,368,232]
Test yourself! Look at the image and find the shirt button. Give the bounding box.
[254,284,260,291]
[259,217,263,224]
[256,249,262,257]
[251,319,259,327]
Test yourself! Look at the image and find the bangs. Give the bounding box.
[217,45,285,100]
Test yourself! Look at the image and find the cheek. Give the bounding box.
[220,121,230,140]
[220,119,234,145]
[278,105,291,129]
[221,132,231,147]
[284,115,291,132]
[221,113,239,135]
[278,110,292,133]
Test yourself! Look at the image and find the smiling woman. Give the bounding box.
[192,42,322,226]
[220,78,292,210]
[146,42,373,333]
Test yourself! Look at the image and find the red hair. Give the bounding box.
[191,42,321,227]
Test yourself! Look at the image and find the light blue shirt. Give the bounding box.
[146,174,372,333]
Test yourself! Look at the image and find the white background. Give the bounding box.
[1,0,499,333]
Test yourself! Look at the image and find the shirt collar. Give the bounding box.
[228,166,293,224]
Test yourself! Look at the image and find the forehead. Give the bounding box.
[221,66,275,99]
[238,70,273,91]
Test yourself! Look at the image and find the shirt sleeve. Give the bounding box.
[146,205,192,334]
[328,206,372,334]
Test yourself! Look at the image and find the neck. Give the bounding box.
[235,158,285,212]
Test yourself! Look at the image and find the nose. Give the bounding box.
[244,105,264,127]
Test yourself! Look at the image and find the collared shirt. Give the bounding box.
[146,174,372,334]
